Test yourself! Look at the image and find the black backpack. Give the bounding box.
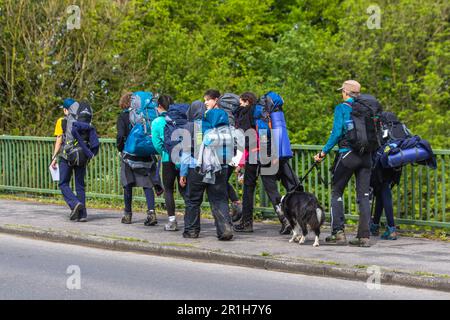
[380,111,412,142]
[344,94,383,154]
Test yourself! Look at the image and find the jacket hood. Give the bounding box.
[187,100,205,121]
[204,109,229,128]
[167,103,189,123]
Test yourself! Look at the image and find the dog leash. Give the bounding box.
[291,162,327,193]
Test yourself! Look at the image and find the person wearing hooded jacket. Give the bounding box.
[179,94,233,241]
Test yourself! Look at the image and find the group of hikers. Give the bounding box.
[51,80,437,247]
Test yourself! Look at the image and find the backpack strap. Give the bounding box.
[343,102,352,108]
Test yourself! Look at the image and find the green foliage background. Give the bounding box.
[0,0,448,148]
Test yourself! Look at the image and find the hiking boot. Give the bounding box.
[144,210,158,226]
[233,220,253,233]
[164,220,178,231]
[218,224,234,241]
[183,231,199,239]
[325,230,347,245]
[231,202,243,223]
[370,222,380,236]
[70,203,84,221]
[381,226,398,240]
[349,238,371,247]
[276,204,292,235]
[121,212,132,224]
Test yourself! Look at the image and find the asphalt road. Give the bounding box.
[0,234,449,300]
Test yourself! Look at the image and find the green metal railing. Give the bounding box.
[1,135,449,228]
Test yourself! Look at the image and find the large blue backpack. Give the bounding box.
[123,91,158,157]
[255,91,284,136]
[256,91,293,159]
[163,103,190,162]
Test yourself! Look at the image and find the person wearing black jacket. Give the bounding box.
[116,92,161,226]
[233,92,295,234]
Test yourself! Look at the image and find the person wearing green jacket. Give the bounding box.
[152,95,186,231]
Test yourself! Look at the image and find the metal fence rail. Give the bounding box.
[1,135,449,228]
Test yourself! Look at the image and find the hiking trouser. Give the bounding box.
[373,182,395,228]
[162,162,186,217]
[226,165,240,203]
[184,167,232,237]
[331,151,372,238]
[123,186,155,213]
[58,158,87,218]
[276,159,299,192]
[241,164,282,223]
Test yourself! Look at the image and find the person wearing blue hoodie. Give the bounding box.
[180,95,233,241]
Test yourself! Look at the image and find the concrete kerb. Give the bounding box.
[0,224,449,293]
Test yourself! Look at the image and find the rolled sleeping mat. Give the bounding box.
[270,111,293,159]
[386,146,431,168]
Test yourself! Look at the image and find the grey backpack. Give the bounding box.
[218,93,240,127]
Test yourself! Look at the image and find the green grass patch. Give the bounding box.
[4,224,35,230]
[413,271,450,278]
[99,234,149,243]
[160,242,196,248]
[316,260,341,266]
[353,265,368,269]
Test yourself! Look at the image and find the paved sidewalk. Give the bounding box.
[0,199,449,291]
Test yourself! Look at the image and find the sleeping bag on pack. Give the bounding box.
[270,111,293,159]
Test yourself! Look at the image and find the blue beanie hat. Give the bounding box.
[61,98,76,109]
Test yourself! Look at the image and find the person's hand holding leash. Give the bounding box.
[314,151,326,163]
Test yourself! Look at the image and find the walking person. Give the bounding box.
[151,95,186,231]
[370,111,411,240]
[117,92,157,226]
[233,92,295,234]
[51,98,99,222]
[179,93,233,240]
[203,90,243,220]
[314,80,382,247]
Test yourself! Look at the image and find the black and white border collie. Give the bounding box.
[280,187,325,247]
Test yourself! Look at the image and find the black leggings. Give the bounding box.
[331,151,372,238]
[162,162,186,217]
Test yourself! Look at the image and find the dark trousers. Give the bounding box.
[241,159,299,222]
[226,165,239,203]
[123,186,155,213]
[241,164,281,223]
[276,159,299,192]
[162,162,186,217]
[58,158,87,218]
[373,182,395,227]
[331,151,372,238]
[184,167,232,237]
